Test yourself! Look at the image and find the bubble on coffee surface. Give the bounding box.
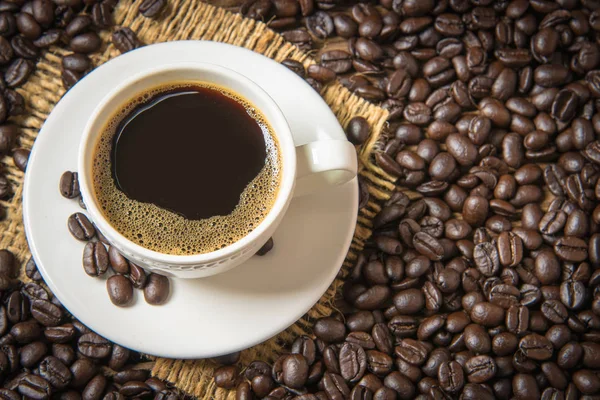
[92,82,282,255]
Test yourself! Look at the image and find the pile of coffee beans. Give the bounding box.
[209,1,600,399]
[61,0,160,89]
[0,0,163,220]
[60,170,170,308]
[0,248,180,400]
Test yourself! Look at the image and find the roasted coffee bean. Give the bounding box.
[10,320,41,343]
[314,317,345,343]
[519,333,553,361]
[213,365,238,389]
[78,332,111,359]
[16,13,41,39]
[0,249,16,279]
[113,369,148,384]
[39,356,72,389]
[382,371,414,398]
[394,338,428,366]
[555,236,588,262]
[4,58,32,88]
[62,54,90,73]
[19,341,46,368]
[112,28,141,54]
[436,360,464,393]
[542,300,569,324]
[354,285,391,310]
[82,242,108,277]
[139,0,166,18]
[12,147,29,171]
[412,232,444,260]
[9,36,35,60]
[31,299,62,327]
[497,232,523,267]
[128,263,147,289]
[339,343,366,382]
[323,372,350,400]
[464,324,491,353]
[45,323,76,343]
[291,336,316,366]
[512,373,540,399]
[144,273,170,305]
[345,117,369,145]
[464,355,496,383]
[119,381,152,397]
[560,280,586,310]
[107,247,129,274]
[106,275,133,307]
[81,374,107,400]
[67,212,95,241]
[70,32,101,53]
[473,242,499,277]
[18,374,51,399]
[506,304,529,335]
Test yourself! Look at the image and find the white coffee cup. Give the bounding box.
[78,63,357,279]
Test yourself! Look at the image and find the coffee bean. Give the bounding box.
[465,355,496,383]
[143,273,169,305]
[394,338,428,366]
[78,332,111,359]
[322,372,350,400]
[67,213,95,241]
[345,117,369,145]
[70,32,100,53]
[0,249,15,279]
[107,247,129,274]
[117,381,151,397]
[307,64,335,84]
[560,280,586,310]
[339,343,366,382]
[111,27,141,54]
[69,359,97,388]
[554,236,588,262]
[113,368,148,384]
[10,320,41,343]
[45,323,76,344]
[512,373,540,399]
[4,58,32,88]
[18,374,51,399]
[106,275,133,307]
[82,242,108,277]
[413,232,444,260]
[497,232,523,267]
[138,0,166,18]
[438,360,464,393]
[39,355,72,389]
[19,341,46,368]
[81,374,106,400]
[11,147,29,171]
[320,50,352,74]
[31,299,62,327]
[542,300,569,324]
[16,13,41,39]
[62,54,89,73]
[519,333,553,361]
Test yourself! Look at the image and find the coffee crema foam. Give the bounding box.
[92,82,282,255]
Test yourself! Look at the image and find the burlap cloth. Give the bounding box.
[1,0,400,398]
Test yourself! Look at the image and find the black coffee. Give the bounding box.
[92,83,282,255]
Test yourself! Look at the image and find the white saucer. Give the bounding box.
[23,41,358,359]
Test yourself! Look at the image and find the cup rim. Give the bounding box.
[78,62,297,264]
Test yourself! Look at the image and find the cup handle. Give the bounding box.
[294,140,358,197]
